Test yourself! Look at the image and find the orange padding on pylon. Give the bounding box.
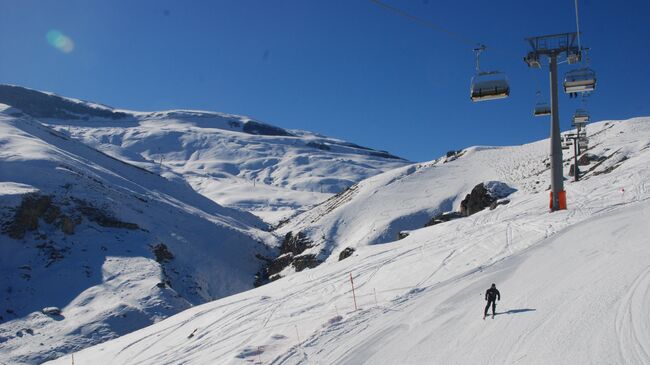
[549,191,568,210]
[558,190,567,210]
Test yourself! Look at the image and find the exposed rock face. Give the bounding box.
[6,194,53,238]
[254,231,322,286]
[74,199,139,230]
[280,232,312,256]
[460,182,516,217]
[2,193,138,240]
[292,254,321,272]
[242,121,294,137]
[578,153,603,166]
[338,247,356,261]
[460,184,496,217]
[152,243,174,263]
[5,194,80,239]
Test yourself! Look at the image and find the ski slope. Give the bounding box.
[46,117,650,365]
[0,104,277,364]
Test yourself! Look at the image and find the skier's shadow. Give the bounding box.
[495,308,536,316]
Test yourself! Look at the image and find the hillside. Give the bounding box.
[45,117,650,364]
[0,84,409,224]
[0,105,277,364]
[272,117,637,272]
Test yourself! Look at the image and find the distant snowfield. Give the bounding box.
[43,109,408,224]
[46,117,650,364]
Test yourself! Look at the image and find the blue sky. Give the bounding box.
[1,0,649,162]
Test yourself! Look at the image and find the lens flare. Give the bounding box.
[46,30,74,53]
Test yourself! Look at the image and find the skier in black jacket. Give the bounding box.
[484,283,500,319]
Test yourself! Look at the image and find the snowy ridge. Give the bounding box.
[0,105,276,364]
[0,84,409,224]
[45,117,650,364]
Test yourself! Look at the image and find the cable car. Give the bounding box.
[470,45,510,102]
[564,68,596,93]
[471,71,510,102]
[572,109,590,124]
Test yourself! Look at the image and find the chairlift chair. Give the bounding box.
[471,71,510,102]
[564,68,597,93]
[572,109,590,124]
[578,140,589,150]
[524,52,542,68]
[534,103,551,117]
[567,50,581,65]
[532,90,551,116]
[561,140,571,150]
[470,45,510,102]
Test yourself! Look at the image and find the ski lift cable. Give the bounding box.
[367,0,479,47]
[574,0,582,52]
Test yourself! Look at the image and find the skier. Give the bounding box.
[484,283,500,319]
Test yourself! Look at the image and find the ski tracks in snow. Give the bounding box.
[616,265,650,364]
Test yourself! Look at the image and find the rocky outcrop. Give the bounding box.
[152,243,174,263]
[460,182,516,217]
[74,199,139,230]
[2,193,139,240]
[254,231,322,286]
[338,247,355,261]
[5,194,80,239]
[460,184,495,216]
[292,254,321,271]
[279,231,312,256]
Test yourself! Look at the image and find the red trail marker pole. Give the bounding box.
[349,272,358,311]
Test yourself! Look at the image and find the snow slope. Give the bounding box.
[0,84,409,224]
[0,105,276,364]
[274,117,639,268]
[46,117,650,364]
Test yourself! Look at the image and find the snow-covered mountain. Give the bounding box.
[45,117,650,365]
[0,84,409,224]
[0,104,278,364]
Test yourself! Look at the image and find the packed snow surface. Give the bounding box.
[46,117,650,364]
